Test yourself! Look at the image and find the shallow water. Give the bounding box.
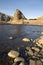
[0,25,43,49]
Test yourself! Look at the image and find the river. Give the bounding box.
[0,25,43,50]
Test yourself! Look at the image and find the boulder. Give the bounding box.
[8,50,20,58]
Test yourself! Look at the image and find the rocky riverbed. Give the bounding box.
[0,37,43,65]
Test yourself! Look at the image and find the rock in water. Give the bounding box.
[8,50,20,58]
[8,36,14,40]
[22,38,30,42]
[14,57,25,62]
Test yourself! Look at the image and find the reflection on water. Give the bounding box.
[0,25,43,47]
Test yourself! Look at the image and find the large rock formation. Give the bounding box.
[0,9,43,25]
[8,9,27,24]
[13,9,27,20]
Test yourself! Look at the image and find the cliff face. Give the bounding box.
[0,12,11,22]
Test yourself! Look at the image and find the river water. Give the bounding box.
[0,25,43,50]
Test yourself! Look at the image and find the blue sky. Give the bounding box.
[0,0,43,19]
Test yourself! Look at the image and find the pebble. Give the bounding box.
[8,50,20,58]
